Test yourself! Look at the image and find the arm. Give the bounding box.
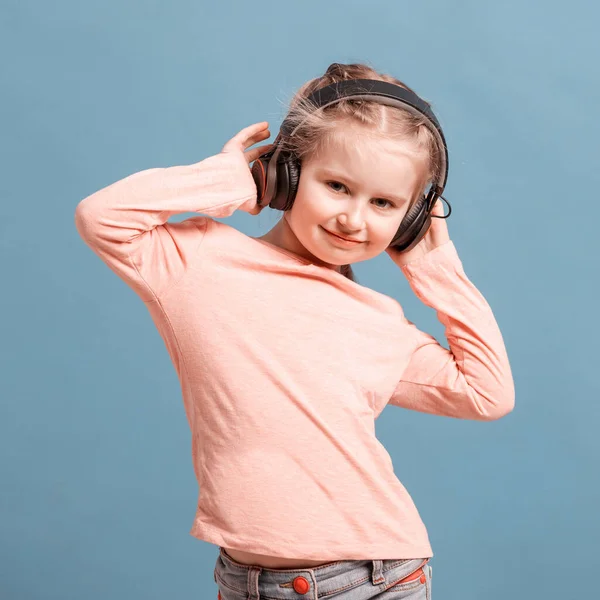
[388,240,515,421]
[74,149,257,302]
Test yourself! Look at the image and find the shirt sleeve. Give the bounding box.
[387,240,515,421]
[74,150,257,302]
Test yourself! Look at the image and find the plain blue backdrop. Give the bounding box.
[1,1,598,598]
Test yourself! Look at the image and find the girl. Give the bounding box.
[75,62,514,599]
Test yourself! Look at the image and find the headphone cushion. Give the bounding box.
[250,158,268,205]
[391,196,430,250]
[286,157,301,210]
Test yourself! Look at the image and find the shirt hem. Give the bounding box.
[190,520,433,561]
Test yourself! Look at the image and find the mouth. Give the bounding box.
[321,227,365,246]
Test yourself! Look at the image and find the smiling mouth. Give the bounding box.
[321,227,365,245]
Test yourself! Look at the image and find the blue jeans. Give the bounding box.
[214,547,433,599]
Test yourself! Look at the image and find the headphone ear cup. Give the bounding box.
[390,192,434,252]
[250,158,269,206]
[270,153,301,211]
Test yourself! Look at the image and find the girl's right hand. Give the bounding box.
[221,121,274,215]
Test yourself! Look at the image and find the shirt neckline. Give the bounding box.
[250,236,317,267]
[248,236,352,281]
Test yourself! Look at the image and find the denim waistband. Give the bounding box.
[215,547,430,600]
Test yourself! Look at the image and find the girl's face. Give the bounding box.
[273,124,430,271]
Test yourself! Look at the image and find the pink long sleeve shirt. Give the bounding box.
[74,149,514,561]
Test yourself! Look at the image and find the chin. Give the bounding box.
[297,231,339,267]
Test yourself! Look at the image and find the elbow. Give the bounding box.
[483,388,515,421]
[74,199,98,244]
[74,202,87,242]
[74,195,96,218]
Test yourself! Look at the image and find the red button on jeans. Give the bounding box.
[292,575,310,594]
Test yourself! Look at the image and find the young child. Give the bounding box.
[75,62,514,599]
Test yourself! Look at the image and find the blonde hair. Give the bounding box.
[277,62,444,282]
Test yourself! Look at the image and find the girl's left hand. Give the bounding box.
[385,198,450,267]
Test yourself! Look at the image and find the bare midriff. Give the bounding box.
[223,547,335,569]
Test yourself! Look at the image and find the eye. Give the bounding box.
[325,181,395,209]
[373,198,394,209]
[326,181,347,193]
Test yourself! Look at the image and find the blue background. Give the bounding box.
[2,1,598,598]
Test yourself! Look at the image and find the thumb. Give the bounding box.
[431,197,445,217]
[248,197,268,215]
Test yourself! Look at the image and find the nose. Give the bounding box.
[337,203,366,232]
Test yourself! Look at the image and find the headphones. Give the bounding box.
[250,78,452,253]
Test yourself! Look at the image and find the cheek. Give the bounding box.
[369,221,403,249]
[293,182,330,220]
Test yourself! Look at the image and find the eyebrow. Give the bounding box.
[316,168,410,204]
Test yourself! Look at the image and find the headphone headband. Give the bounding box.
[278,78,449,192]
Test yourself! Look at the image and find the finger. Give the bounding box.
[224,128,270,156]
[234,121,270,148]
[248,201,265,215]
[245,129,271,151]
[431,198,444,216]
[245,143,275,163]
[222,122,269,154]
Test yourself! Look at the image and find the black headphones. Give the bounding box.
[250,78,452,253]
